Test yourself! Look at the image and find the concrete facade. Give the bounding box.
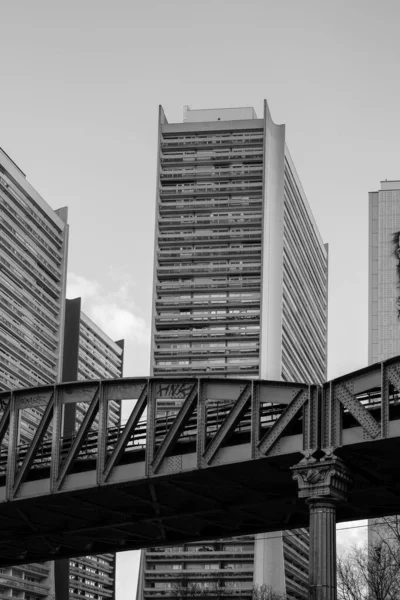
[57,297,124,600]
[139,103,328,600]
[0,147,69,600]
[369,181,400,364]
[368,181,400,549]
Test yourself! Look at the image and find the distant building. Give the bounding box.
[369,180,400,364]
[61,297,124,432]
[368,181,400,547]
[0,147,69,600]
[137,103,329,600]
[56,297,124,600]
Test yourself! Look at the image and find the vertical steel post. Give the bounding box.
[308,499,337,600]
[292,456,351,600]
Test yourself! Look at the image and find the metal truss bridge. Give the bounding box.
[1,357,400,573]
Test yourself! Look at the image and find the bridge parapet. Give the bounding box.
[0,377,316,502]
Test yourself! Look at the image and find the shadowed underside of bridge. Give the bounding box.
[0,356,400,566]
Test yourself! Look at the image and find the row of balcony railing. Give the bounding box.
[144,569,253,580]
[159,198,263,214]
[153,364,259,375]
[68,579,113,597]
[158,250,261,263]
[158,217,262,230]
[142,588,253,598]
[154,331,260,343]
[161,133,263,148]
[0,572,50,595]
[160,167,263,180]
[156,279,261,293]
[160,182,263,197]
[154,349,259,361]
[156,297,260,308]
[157,265,261,278]
[158,231,262,245]
[146,550,254,559]
[160,149,263,164]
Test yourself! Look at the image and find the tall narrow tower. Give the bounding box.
[56,297,124,600]
[369,181,400,364]
[150,103,327,384]
[368,180,400,548]
[140,102,328,600]
[0,147,69,600]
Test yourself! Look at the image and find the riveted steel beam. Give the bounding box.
[50,387,62,493]
[203,383,252,466]
[0,398,10,447]
[387,363,400,391]
[96,383,107,484]
[381,362,389,438]
[5,392,17,502]
[196,381,207,468]
[334,382,381,439]
[258,388,307,456]
[251,381,260,459]
[145,381,156,477]
[12,390,55,499]
[54,384,101,492]
[151,382,197,474]
[303,385,321,455]
[102,383,148,483]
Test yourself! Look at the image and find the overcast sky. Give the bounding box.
[1,0,398,594]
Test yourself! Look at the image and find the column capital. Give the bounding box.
[291,455,351,503]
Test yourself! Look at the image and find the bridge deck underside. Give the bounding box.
[0,438,400,567]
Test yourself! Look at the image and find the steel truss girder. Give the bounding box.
[151,382,197,474]
[333,382,381,439]
[203,383,252,466]
[2,356,400,512]
[257,387,308,456]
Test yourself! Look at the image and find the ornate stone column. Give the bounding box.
[292,456,351,600]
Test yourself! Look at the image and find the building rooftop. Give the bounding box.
[183,106,258,123]
[380,180,400,191]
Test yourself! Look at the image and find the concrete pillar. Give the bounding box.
[308,499,337,600]
[291,456,352,600]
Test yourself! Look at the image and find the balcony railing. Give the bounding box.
[160,182,263,197]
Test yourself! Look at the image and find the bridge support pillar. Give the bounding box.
[292,455,352,600]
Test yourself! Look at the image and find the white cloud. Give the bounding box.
[90,302,149,344]
[67,273,100,301]
[66,272,151,347]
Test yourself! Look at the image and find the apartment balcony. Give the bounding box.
[160,182,263,198]
[0,174,64,248]
[154,333,259,347]
[152,364,259,377]
[18,564,50,577]
[155,312,260,328]
[73,557,114,573]
[157,280,261,296]
[157,263,261,279]
[160,167,263,182]
[158,214,262,230]
[160,134,264,151]
[146,550,254,560]
[69,579,113,597]
[69,567,113,586]
[144,569,253,580]
[160,149,263,165]
[285,564,309,595]
[156,298,260,310]
[283,544,308,571]
[0,573,50,596]
[143,589,253,599]
[154,349,259,362]
[157,247,261,262]
[159,197,262,215]
[158,230,262,246]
